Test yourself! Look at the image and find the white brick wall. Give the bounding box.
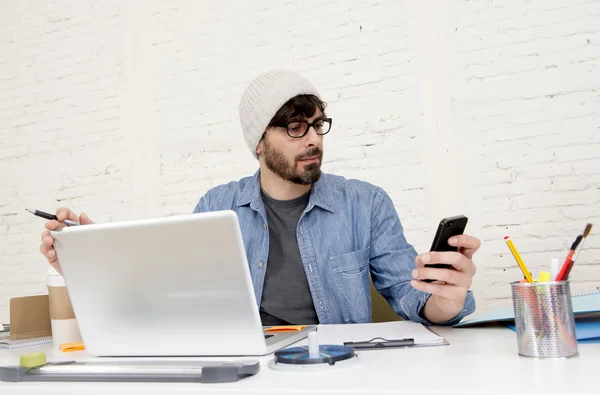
[452,0,600,309]
[1,0,599,323]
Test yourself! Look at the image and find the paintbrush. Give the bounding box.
[557,223,592,281]
[572,223,593,263]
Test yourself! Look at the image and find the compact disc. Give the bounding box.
[273,345,357,365]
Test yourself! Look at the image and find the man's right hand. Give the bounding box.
[40,207,94,274]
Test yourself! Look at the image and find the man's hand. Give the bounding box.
[410,234,480,323]
[40,207,94,274]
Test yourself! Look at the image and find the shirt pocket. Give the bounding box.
[330,247,371,323]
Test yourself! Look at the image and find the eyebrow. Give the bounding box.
[289,115,327,122]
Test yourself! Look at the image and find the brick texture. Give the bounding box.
[0,0,598,323]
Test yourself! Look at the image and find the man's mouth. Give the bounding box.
[300,156,319,161]
[298,156,320,163]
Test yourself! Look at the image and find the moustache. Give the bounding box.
[296,147,323,161]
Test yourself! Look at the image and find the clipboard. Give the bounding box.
[318,321,450,350]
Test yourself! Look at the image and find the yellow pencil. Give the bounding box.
[504,236,534,283]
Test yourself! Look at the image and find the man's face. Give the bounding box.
[258,109,325,185]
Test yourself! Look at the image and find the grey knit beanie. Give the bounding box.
[239,69,320,159]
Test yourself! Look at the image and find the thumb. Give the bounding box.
[79,212,94,225]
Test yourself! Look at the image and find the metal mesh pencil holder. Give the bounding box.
[510,280,578,358]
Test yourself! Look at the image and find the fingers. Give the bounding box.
[410,279,468,300]
[56,207,79,223]
[41,230,53,246]
[40,229,56,262]
[415,251,475,275]
[44,219,63,231]
[40,230,61,273]
[49,260,62,275]
[411,235,480,306]
[39,208,82,276]
[44,208,94,230]
[79,212,94,225]
[39,243,57,264]
[412,267,473,288]
[449,234,481,259]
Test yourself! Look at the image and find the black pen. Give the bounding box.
[26,208,79,227]
[344,337,415,349]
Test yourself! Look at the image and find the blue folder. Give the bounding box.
[504,318,600,343]
[454,289,600,328]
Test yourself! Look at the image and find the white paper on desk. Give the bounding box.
[317,321,447,346]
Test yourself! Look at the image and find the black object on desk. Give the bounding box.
[344,337,415,349]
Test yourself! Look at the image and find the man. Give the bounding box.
[40,69,479,326]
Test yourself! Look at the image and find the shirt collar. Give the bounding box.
[235,170,336,213]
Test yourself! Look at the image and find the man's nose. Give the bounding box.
[304,125,320,146]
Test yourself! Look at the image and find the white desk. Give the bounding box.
[1,324,598,394]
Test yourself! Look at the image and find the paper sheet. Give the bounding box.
[317,321,446,346]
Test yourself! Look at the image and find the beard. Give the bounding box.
[262,138,323,185]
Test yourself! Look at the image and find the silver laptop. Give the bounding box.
[51,210,314,357]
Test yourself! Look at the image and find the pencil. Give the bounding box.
[504,236,534,283]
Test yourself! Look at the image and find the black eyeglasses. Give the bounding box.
[280,117,332,138]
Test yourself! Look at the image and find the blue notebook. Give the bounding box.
[454,287,600,328]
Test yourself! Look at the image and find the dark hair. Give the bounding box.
[267,94,327,129]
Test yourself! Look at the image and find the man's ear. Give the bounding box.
[255,141,262,156]
[256,134,265,156]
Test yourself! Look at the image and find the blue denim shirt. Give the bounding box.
[193,171,475,325]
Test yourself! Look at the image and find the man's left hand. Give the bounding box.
[410,234,480,322]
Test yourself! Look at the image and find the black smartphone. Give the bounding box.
[422,215,468,282]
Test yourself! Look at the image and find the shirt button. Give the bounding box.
[263,224,267,229]
[258,262,264,268]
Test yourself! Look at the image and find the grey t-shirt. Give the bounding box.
[259,189,319,326]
